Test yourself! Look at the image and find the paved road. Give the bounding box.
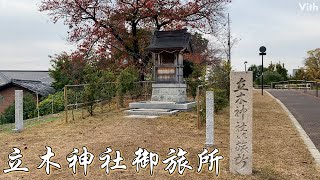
[267,89,320,150]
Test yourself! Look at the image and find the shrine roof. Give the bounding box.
[147,29,193,53]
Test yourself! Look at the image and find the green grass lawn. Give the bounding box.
[0,115,60,133]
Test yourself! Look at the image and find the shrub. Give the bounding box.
[207,62,231,99]
[0,92,37,124]
[100,71,117,102]
[83,66,116,115]
[197,62,231,122]
[38,91,64,116]
[117,67,139,107]
[211,88,228,112]
[23,93,37,119]
[199,88,229,122]
[186,78,202,100]
[0,104,15,124]
[256,71,284,86]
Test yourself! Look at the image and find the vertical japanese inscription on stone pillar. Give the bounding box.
[230,72,252,175]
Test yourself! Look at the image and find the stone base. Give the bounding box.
[125,83,194,117]
[129,101,196,110]
[12,128,22,133]
[151,83,187,103]
[125,115,159,119]
[126,101,196,116]
[125,109,179,116]
[205,144,214,148]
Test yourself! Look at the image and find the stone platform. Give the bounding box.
[124,109,180,116]
[151,83,187,102]
[129,101,196,110]
[125,83,196,116]
[126,101,196,116]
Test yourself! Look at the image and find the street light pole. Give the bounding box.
[244,61,248,72]
[261,55,264,95]
[227,13,231,64]
[259,46,267,95]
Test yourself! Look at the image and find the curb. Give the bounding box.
[265,91,320,167]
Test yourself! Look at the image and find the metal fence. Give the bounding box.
[271,80,319,97]
[64,81,155,122]
[0,80,214,124]
[253,85,271,89]
[0,80,199,124]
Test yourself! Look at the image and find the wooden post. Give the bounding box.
[197,85,203,129]
[72,105,75,121]
[75,91,78,110]
[317,82,319,97]
[304,80,307,93]
[144,82,147,101]
[51,95,54,115]
[100,100,103,113]
[36,92,40,119]
[64,86,68,123]
[81,108,84,119]
[197,87,200,129]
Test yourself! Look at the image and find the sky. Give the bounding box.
[228,0,320,74]
[0,0,75,70]
[1,0,320,75]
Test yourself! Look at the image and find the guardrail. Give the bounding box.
[271,80,319,97]
[254,85,271,89]
[274,83,311,89]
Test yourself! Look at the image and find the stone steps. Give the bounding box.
[124,109,179,116]
[125,115,159,119]
[129,101,196,110]
[126,100,196,117]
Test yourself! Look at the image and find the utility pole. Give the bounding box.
[227,13,231,64]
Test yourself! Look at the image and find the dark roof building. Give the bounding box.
[0,70,53,85]
[147,29,193,53]
[0,70,55,114]
[0,79,55,97]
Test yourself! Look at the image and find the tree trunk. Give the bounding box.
[132,21,145,81]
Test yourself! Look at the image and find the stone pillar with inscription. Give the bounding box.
[230,71,253,175]
[206,91,214,147]
[13,90,23,132]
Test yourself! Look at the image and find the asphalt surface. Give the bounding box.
[267,89,320,150]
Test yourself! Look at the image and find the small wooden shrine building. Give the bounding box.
[147,29,193,103]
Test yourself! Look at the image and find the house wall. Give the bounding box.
[0,86,37,114]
